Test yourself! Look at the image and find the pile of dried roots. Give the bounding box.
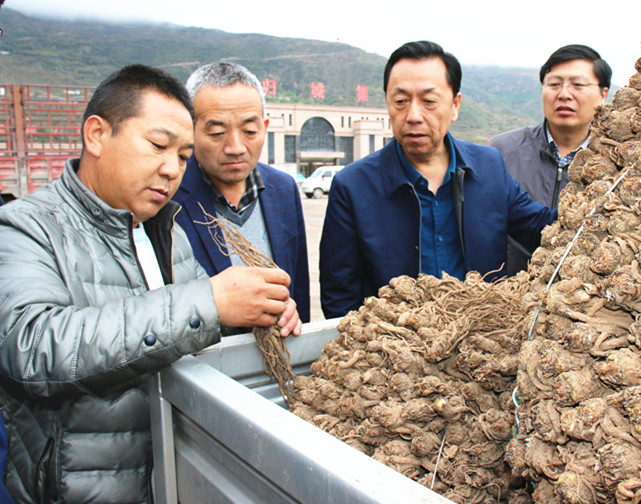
[291,271,533,503]
[507,57,641,504]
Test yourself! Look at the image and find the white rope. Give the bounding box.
[431,434,447,490]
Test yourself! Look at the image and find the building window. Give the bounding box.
[300,117,335,152]
[268,131,275,164]
[369,134,375,154]
[285,135,297,163]
[338,136,354,165]
[289,114,292,126]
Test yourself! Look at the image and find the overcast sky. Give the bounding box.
[5,0,641,88]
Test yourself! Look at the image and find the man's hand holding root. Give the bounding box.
[210,266,302,337]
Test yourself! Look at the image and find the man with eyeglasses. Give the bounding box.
[490,44,611,275]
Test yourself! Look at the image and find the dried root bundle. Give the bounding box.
[291,271,532,503]
[197,205,295,404]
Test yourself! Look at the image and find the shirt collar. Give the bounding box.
[396,132,457,188]
[544,121,590,168]
[197,162,265,213]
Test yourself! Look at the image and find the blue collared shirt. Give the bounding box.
[396,134,466,280]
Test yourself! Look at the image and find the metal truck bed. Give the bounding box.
[150,319,453,504]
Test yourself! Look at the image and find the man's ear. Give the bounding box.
[600,87,609,104]
[451,92,462,123]
[82,115,110,158]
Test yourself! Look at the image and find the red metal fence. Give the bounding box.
[0,84,93,199]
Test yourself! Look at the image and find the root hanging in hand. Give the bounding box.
[196,203,295,405]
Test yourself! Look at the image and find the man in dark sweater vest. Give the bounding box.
[173,62,310,332]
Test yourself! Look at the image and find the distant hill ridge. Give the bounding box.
[0,7,545,143]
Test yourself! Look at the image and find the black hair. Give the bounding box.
[383,41,462,96]
[82,64,194,139]
[539,44,612,89]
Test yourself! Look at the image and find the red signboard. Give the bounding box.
[311,81,325,100]
[262,78,277,96]
[356,84,369,102]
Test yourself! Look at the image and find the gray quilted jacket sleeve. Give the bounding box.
[0,202,222,399]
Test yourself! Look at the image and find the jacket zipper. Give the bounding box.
[36,437,54,504]
[551,166,563,209]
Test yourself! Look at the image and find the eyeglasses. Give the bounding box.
[543,80,600,93]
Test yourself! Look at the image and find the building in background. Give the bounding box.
[0,84,392,200]
[263,102,392,178]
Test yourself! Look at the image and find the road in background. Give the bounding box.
[300,194,328,322]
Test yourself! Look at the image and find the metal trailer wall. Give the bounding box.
[150,319,454,504]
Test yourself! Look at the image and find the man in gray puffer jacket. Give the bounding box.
[0,65,301,504]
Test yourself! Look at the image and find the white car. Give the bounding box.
[301,166,343,199]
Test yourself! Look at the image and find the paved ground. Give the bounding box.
[300,192,328,322]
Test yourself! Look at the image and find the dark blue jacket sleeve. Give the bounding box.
[505,171,558,252]
[320,176,366,319]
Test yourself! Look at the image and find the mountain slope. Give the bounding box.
[0,7,544,142]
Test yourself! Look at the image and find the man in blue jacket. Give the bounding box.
[174,62,310,326]
[320,41,558,319]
